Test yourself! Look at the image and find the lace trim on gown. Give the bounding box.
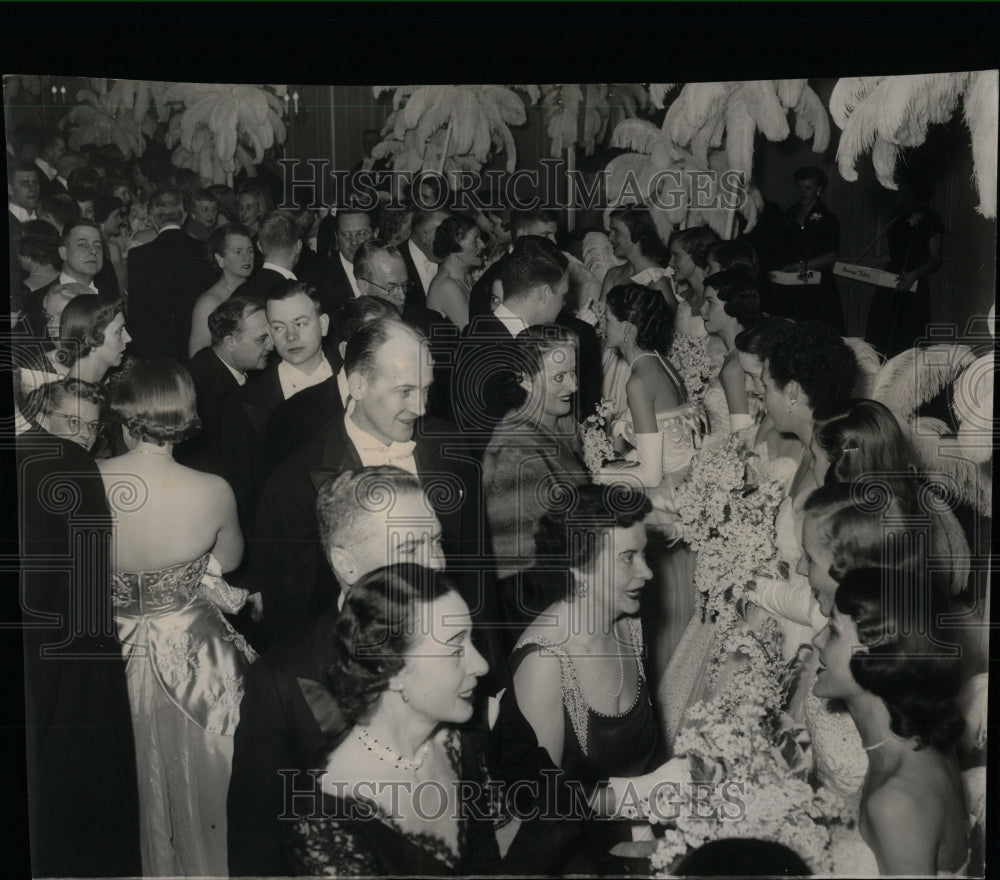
[513,618,644,756]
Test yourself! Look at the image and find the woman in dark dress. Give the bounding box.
[289,564,502,876]
[865,173,944,357]
[778,166,845,332]
[495,484,690,871]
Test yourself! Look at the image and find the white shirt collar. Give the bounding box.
[214,350,247,386]
[340,251,363,299]
[277,355,334,400]
[9,202,35,223]
[158,222,182,232]
[58,271,98,294]
[56,175,68,189]
[493,303,528,338]
[408,238,438,291]
[35,157,57,180]
[342,399,418,475]
[263,261,297,280]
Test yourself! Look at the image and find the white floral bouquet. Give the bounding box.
[673,434,784,622]
[579,397,618,473]
[667,332,713,405]
[649,617,855,877]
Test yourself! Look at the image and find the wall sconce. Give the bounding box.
[283,87,308,126]
[48,83,68,104]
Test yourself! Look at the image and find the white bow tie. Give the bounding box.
[357,440,417,465]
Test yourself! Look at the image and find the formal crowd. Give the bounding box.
[8,126,991,878]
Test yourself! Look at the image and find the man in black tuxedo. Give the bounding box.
[17,428,141,877]
[456,235,570,442]
[30,220,118,313]
[227,466,443,876]
[237,209,302,303]
[8,161,40,299]
[33,131,66,199]
[126,186,218,363]
[321,202,378,311]
[250,317,484,645]
[399,207,449,307]
[217,281,337,539]
[353,238,442,336]
[176,295,272,474]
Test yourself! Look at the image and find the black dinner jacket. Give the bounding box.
[227,609,346,877]
[261,373,344,474]
[324,252,358,318]
[238,265,291,303]
[398,237,431,307]
[250,414,484,645]
[126,228,218,363]
[217,366,285,538]
[175,346,243,474]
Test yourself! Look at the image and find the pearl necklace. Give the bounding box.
[354,726,431,773]
[132,444,173,457]
[863,738,887,752]
[583,640,625,701]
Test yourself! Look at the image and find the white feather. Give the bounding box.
[964,70,998,218]
[582,231,625,283]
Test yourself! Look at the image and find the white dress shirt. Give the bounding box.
[277,355,334,400]
[58,271,98,294]
[408,239,439,294]
[492,303,528,338]
[34,157,57,181]
[9,203,35,223]
[336,368,350,406]
[262,261,297,280]
[340,252,363,299]
[343,399,418,475]
[215,351,247,386]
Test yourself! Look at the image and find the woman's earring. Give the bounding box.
[785,398,796,414]
[399,688,409,704]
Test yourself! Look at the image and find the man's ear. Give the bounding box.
[348,370,366,401]
[222,333,237,353]
[319,312,330,338]
[328,546,356,585]
[338,341,348,361]
[58,244,68,263]
[785,379,802,405]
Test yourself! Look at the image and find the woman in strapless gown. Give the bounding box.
[593,284,698,688]
[100,359,256,877]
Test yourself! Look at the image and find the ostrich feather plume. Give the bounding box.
[582,231,624,283]
[964,70,998,218]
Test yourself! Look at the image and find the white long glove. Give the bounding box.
[729,412,755,432]
[595,431,664,490]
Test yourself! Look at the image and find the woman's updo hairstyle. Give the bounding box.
[496,323,578,413]
[207,222,252,268]
[432,214,477,260]
[813,399,915,486]
[835,566,964,751]
[606,283,675,356]
[668,225,720,270]
[110,357,200,446]
[533,483,651,604]
[765,320,859,413]
[703,268,762,329]
[55,297,125,367]
[325,563,458,722]
[734,315,795,361]
[609,207,667,263]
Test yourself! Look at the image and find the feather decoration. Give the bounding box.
[958,673,989,750]
[964,70,998,218]
[872,135,901,189]
[582,231,625,284]
[604,152,656,208]
[681,81,734,131]
[870,344,976,423]
[843,337,884,397]
[776,79,807,109]
[828,76,884,128]
[648,83,679,110]
[724,93,756,184]
[740,80,790,142]
[610,118,670,155]
[792,84,831,152]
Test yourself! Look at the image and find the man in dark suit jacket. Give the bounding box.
[455,236,571,443]
[236,209,302,303]
[320,202,379,313]
[217,281,335,539]
[17,428,141,877]
[32,131,66,200]
[227,467,442,876]
[176,296,273,474]
[399,208,449,307]
[126,186,217,363]
[250,317,484,645]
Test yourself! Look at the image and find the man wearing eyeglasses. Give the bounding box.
[352,239,441,337]
[324,201,378,307]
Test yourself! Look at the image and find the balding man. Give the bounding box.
[228,466,444,876]
[250,317,483,645]
[353,238,442,336]
[126,186,217,361]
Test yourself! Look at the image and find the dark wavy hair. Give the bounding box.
[835,566,964,751]
[813,399,916,486]
[703,268,761,329]
[606,283,675,356]
[734,316,795,360]
[609,207,667,262]
[110,357,200,446]
[54,296,124,367]
[765,320,858,413]
[496,323,579,413]
[431,214,477,260]
[18,218,61,266]
[706,239,760,279]
[668,225,720,270]
[325,564,458,722]
[533,483,652,604]
[207,222,252,268]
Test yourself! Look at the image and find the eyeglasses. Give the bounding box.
[47,412,101,435]
[361,278,413,299]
